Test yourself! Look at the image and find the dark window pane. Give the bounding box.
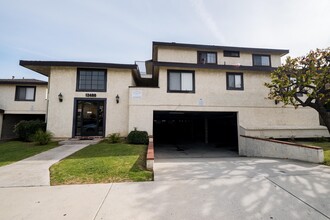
[228,75,235,88]
[227,73,243,90]
[224,50,240,57]
[77,69,106,91]
[169,72,181,91]
[253,55,270,66]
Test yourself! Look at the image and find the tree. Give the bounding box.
[265,48,330,133]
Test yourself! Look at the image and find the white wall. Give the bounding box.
[157,47,282,67]
[0,112,3,138]
[128,67,328,137]
[0,84,47,114]
[47,67,134,138]
[239,135,324,163]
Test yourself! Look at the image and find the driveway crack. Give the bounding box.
[93,183,113,220]
[265,177,330,219]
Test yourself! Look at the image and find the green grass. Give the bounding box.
[298,141,330,166]
[0,141,59,167]
[50,142,153,185]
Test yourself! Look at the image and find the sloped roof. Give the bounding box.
[20,60,137,76]
[0,79,48,85]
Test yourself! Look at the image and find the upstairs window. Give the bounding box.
[226,73,244,90]
[224,50,240,57]
[77,69,106,92]
[253,54,271,66]
[168,70,195,93]
[15,86,36,101]
[198,51,217,64]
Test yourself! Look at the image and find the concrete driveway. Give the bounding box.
[0,157,329,219]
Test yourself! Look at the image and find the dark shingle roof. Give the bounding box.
[0,79,47,85]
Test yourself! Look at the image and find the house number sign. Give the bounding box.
[85,93,97,97]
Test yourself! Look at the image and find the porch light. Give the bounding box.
[58,93,63,102]
[116,94,120,104]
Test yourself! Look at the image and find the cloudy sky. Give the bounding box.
[0,0,329,80]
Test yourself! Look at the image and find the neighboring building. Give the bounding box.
[0,79,48,139]
[20,42,329,149]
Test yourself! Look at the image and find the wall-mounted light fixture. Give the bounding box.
[58,93,63,102]
[116,94,120,104]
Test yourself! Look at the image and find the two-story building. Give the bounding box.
[0,79,48,139]
[20,42,329,150]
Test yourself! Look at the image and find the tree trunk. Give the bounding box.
[318,108,330,134]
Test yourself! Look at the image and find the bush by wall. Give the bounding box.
[33,130,53,145]
[14,120,46,142]
[105,133,121,143]
[127,129,148,145]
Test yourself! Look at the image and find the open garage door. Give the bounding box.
[153,111,238,155]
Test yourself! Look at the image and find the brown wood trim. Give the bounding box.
[240,135,322,150]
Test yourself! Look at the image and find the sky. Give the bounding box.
[0,0,329,81]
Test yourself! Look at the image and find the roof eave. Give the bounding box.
[152,41,289,56]
[20,60,138,77]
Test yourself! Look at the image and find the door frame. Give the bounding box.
[72,98,107,138]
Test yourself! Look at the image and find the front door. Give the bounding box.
[74,100,105,137]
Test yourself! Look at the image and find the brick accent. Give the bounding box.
[146,137,154,170]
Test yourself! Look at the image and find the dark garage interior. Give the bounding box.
[153,111,238,154]
[1,114,45,140]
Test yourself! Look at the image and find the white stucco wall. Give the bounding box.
[0,112,3,138]
[47,67,134,138]
[157,47,282,67]
[0,84,47,114]
[128,67,328,138]
[239,136,324,163]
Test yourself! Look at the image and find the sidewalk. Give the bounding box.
[0,157,329,219]
[0,143,90,187]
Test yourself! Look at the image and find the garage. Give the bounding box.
[153,111,238,158]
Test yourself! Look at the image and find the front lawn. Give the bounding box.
[0,141,59,167]
[298,141,330,166]
[50,142,153,185]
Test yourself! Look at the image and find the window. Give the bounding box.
[15,86,36,101]
[168,70,195,93]
[227,73,244,90]
[77,69,106,92]
[198,51,217,64]
[224,50,240,57]
[253,54,271,66]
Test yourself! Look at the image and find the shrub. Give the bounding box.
[33,130,53,145]
[127,129,148,145]
[14,120,46,142]
[106,133,121,143]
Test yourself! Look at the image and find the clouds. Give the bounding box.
[190,0,227,45]
[0,0,329,80]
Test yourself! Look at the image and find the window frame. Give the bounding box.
[252,54,271,67]
[197,51,217,64]
[223,50,240,57]
[15,86,36,101]
[167,70,195,93]
[76,68,107,92]
[226,72,244,90]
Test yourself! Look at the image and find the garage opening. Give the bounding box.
[153,111,238,157]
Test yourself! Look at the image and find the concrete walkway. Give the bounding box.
[0,143,91,187]
[0,157,329,219]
